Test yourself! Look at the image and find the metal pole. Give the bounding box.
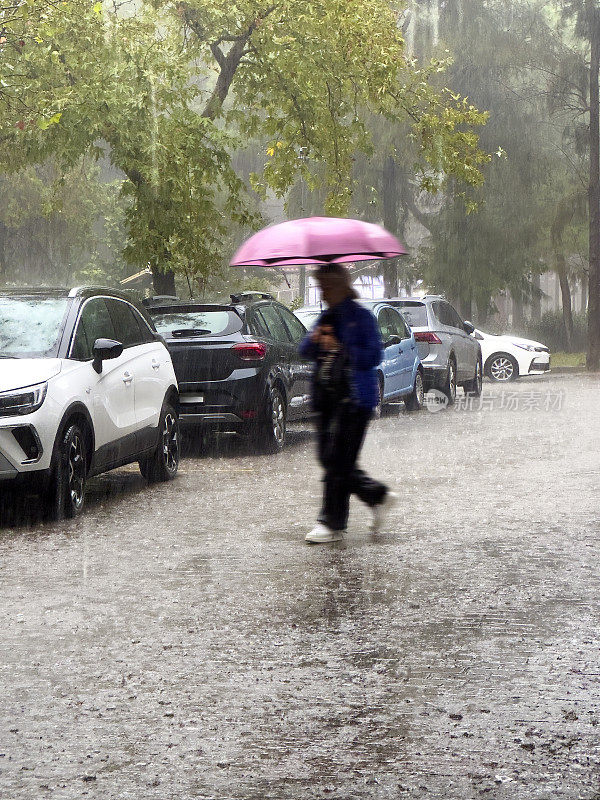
[299,265,306,304]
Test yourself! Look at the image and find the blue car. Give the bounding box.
[294,301,424,415]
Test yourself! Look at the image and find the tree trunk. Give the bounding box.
[0,222,7,285]
[531,273,542,321]
[557,257,574,351]
[299,265,306,304]
[512,291,525,330]
[382,156,399,297]
[587,4,600,369]
[459,292,472,321]
[383,259,399,297]
[152,265,176,296]
[477,300,488,326]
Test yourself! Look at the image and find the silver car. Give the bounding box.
[386,296,482,404]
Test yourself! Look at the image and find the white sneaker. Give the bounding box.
[370,491,399,532]
[305,523,344,544]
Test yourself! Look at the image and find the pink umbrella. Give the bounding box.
[230,216,406,268]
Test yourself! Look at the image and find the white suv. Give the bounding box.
[0,288,180,519]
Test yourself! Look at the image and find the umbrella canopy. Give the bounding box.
[230,216,406,268]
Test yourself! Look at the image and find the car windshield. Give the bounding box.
[392,302,428,327]
[0,296,68,358]
[151,308,242,337]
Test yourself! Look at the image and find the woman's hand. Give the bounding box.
[312,324,340,351]
[309,325,322,343]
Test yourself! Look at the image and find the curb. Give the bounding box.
[550,366,587,374]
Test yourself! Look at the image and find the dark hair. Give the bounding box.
[313,263,359,299]
[314,263,347,277]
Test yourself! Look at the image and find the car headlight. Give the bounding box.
[0,382,48,417]
[512,343,536,352]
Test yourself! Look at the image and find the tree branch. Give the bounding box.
[201,36,249,120]
[405,193,433,233]
[177,2,278,120]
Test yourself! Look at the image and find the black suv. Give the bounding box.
[146,293,312,451]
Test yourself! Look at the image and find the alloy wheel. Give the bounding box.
[271,392,285,446]
[162,411,179,473]
[448,361,456,402]
[416,371,425,407]
[68,434,86,510]
[490,356,514,382]
[373,379,384,418]
[476,360,483,393]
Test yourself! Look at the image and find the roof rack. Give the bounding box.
[390,294,440,301]
[68,286,124,298]
[68,286,143,301]
[229,291,274,304]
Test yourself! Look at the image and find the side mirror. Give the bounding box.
[385,335,402,347]
[463,320,475,335]
[92,338,124,374]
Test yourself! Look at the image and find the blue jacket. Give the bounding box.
[299,297,383,410]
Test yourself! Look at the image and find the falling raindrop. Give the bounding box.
[431,0,440,47]
[404,0,415,54]
[149,72,159,194]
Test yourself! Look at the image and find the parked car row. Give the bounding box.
[297,294,484,410]
[386,296,550,383]
[0,287,550,520]
[296,300,426,415]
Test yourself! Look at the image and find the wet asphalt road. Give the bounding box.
[1,373,599,800]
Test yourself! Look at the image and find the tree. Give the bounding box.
[547,186,587,350]
[559,0,600,367]
[349,114,429,298]
[1,1,255,291]
[389,0,585,325]
[1,0,489,293]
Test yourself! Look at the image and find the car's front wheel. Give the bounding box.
[487,353,518,382]
[46,423,87,521]
[139,403,180,482]
[405,369,424,411]
[372,377,384,420]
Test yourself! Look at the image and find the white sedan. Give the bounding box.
[473,329,550,382]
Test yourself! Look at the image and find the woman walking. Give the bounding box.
[299,264,398,543]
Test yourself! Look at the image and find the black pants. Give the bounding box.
[317,400,387,531]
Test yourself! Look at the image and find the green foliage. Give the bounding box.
[194,269,284,303]
[525,310,587,352]
[218,0,489,212]
[1,0,489,289]
[288,295,305,312]
[550,350,586,367]
[404,0,585,318]
[0,158,127,287]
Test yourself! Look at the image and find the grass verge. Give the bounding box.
[551,352,585,368]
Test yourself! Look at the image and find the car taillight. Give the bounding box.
[232,342,267,361]
[414,331,442,344]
